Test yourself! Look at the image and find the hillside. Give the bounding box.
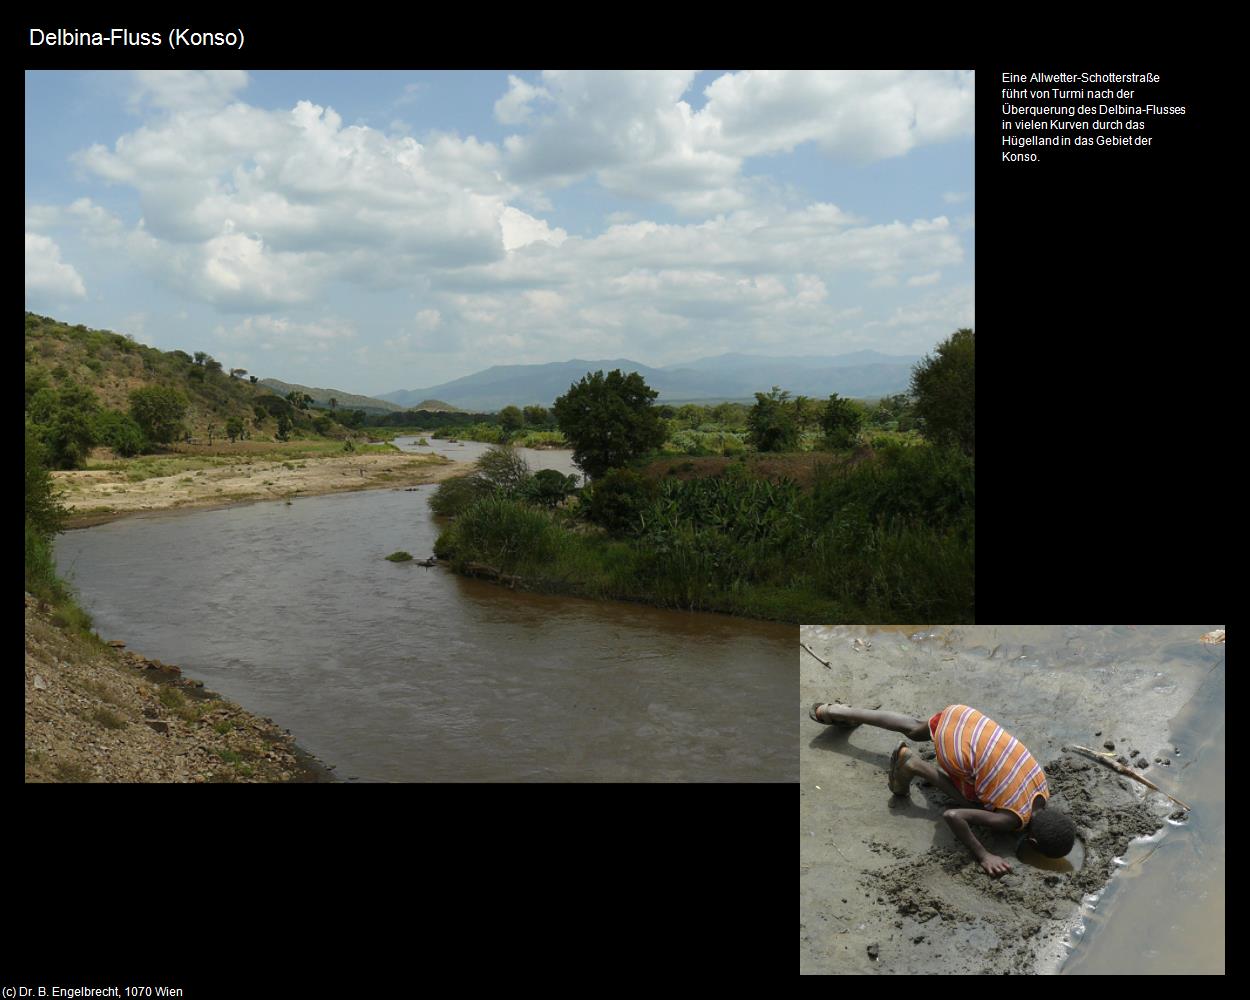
[24,312,323,445]
[259,378,407,414]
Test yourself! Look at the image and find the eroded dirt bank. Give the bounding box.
[800,625,1215,975]
[25,594,335,783]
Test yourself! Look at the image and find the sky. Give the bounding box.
[25,70,974,397]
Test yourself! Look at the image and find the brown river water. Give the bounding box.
[55,447,794,782]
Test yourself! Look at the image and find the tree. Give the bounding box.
[25,422,66,540]
[275,414,293,441]
[498,405,524,435]
[129,385,188,444]
[34,381,101,469]
[249,375,259,384]
[288,390,313,411]
[328,397,338,411]
[475,444,531,493]
[522,404,549,427]
[193,351,207,366]
[820,393,864,450]
[225,416,245,443]
[911,328,974,455]
[93,410,148,457]
[552,369,667,480]
[746,387,799,452]
[230,368,248,380]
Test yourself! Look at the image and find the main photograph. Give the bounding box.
[25,69,974,782]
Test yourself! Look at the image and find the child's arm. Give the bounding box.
[942,808,1021,877]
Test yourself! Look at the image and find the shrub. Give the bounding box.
[521,469,580,508]
[450,496,561,571]
[581,468,659,535]
[475,444,531,493]
[385,551,414,562]
[428,475,490,517]
[93,410,148,457]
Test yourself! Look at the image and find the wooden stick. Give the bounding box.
[1067,745,1191,812]
[801,642,832,669]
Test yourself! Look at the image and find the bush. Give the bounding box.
[521,469,579,508]
[385,551,414,562]
[93,410,148,457]
[581,468,658,535]
[810,443,973,534]
[448,496,562,571]
[428,475,490,517]
[26,425,66,539]
[475,444,531,493]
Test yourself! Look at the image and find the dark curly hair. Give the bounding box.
[1029,807,1076,857]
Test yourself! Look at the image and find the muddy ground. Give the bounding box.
[800,625,1211,975]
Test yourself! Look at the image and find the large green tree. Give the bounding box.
[746,387,799,452]
[911,328,974,455]
[498,405,524,435]
[820,393,864,449]
[129,385,188,444]
[552,369,666,479]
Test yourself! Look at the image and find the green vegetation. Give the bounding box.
[746,387,801,452]
[435,333,975,622]
[385,551,414,562]
[552,369,667,479]
[129,385,187,444]
[911,327,974,455]
[435,445,972,621]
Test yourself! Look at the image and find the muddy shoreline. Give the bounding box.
[800,625,1215,975]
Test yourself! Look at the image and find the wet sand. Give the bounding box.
[800,625,1222,975]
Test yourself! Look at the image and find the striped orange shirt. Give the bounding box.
[930,705,1049,827]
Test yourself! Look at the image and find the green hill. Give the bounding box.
[259,378,407,414]
[23,312,341,457]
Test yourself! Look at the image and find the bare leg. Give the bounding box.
[815,705,930,741]
[900,755,976,805]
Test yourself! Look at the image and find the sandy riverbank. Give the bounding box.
[54,449,471,527]
[800,625,1213,975]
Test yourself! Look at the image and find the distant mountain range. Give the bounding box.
[259,379,460,414]
[380,351,922,411]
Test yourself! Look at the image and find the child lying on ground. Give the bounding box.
[810,702,1077,878]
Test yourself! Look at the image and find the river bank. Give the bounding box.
[55,447,467,528]
[800,624,1221,975]
[24,593,336,783]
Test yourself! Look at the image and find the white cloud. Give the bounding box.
[500,206,567,251]
[72,93,576,308]
[907,271,941,286]
[494,75,551,125]
[215,315,356,354]
[498,70,975,214]
[25,233,86,300]
[129,70,249,113]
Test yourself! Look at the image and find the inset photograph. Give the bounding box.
[799,624,1224,975]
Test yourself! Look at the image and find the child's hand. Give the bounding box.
[980,854,1013,878]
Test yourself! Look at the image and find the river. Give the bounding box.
[55,446,794,782]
